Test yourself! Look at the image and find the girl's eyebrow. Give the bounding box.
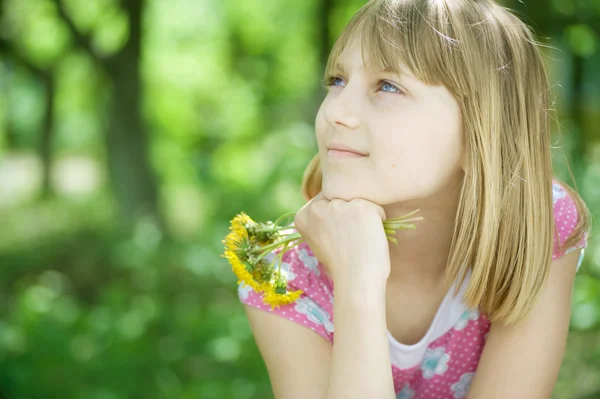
[332,61,349,76]
[333,61,409,79]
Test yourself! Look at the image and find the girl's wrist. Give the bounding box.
[334,270,388,306]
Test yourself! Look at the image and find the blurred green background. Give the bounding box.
[0,0,598,398]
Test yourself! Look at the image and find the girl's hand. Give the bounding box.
[293,191,391,287]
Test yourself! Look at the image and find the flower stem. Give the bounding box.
[385,217,424,224]
[250,208,422,269]
[283,238,304,251]
[273,211,296,227]
[383,222,418,230]
[254,225,293,233]
[253,233,303,262]
[386,209,422,220]
[275,241,291,285]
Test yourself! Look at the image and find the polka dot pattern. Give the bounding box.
[238,179,588,398]
[551,179,588,269]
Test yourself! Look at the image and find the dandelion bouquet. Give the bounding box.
[221,209,423,309]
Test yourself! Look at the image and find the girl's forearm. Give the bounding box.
[325,277,396,399]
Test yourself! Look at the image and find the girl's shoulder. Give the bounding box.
[237,234,335,343]
[551,178,588,268]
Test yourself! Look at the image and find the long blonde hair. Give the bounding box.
[302,0,592,325]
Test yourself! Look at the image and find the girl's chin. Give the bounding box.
[321,186,364,202]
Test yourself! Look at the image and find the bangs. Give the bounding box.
[324,0,464,93]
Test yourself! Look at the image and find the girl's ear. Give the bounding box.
[301,154,322,202]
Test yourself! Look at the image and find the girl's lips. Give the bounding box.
[327,149,368,159]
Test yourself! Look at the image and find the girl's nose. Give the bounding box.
[323,83,362,130]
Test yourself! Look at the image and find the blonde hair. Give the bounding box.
[301,0,592,325]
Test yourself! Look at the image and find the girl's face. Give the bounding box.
[315,36,465,208]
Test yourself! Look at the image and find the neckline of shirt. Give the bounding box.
[386,267,472,352]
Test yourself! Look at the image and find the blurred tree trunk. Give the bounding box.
[314,0,334,110]
[55,0,162,228]
[0,47,28,152]
[40,71,55,198]
[0,38,56,198]
[104,0,161,225]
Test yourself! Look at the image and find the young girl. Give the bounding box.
[237,0,592,398]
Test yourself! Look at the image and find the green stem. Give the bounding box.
[276,241,291,285]
[273,211,296,227]
[269,242,287,281]
[253,232,302,253]
[386,209,421,220]
[383,219,423,227]
[284,238,304,251]
[251,207,421,264]
[383,222,418,230]
[254,225,292,233]
[384,217,424,224]
[253,233,303,262]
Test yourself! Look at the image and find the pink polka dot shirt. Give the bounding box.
[238,179,588,398]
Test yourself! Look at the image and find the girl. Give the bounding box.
[237,0,592,398]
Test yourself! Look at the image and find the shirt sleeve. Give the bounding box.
[238,239,335,344]
[551,180,589,271]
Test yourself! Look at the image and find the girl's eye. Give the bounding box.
[325,76,345,87]
[323,75,404,95]
[379,81,402,94]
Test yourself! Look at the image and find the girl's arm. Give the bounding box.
[244,277,396,399]
[466,249,582,399]
[326,278,396,399]
[243,305,331,398]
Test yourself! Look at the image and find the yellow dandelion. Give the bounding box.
[222,213,263,292]
[223,249,262,292]
[261,283,303,310]
[231,212,255,238]
[223,232,244,253]
[223,208,425,310]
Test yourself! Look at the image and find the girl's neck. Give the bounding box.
[384,185,461,288]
